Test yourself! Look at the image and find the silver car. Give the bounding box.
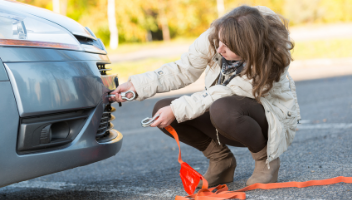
[0,0,123,187]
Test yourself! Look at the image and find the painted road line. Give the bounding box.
[298,123,352,130]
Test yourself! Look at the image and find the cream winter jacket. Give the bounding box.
[128,6,301,165]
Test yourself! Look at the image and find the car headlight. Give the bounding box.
[0,9,81,50]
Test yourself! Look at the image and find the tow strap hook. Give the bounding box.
[141,114,160,127]
[108,77,136,106]
[108,90,136,101]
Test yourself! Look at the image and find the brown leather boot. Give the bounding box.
[197,140,236,188]
[246,146,280,186]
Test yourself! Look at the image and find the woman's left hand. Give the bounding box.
[150,106,176,129]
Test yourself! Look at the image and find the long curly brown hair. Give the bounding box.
[208,5,294,102]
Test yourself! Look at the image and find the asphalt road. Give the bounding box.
[1,75,352,200]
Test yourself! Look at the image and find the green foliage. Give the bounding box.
[66,0,97,21]
[319,0,352,23]
[284,0,321,24]
[17,0,352,46]
[18,0,52,9]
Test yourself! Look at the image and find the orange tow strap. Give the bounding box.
[165,126,208,195]
[164,125,352,200]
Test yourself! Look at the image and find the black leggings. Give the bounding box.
[152,95,268,153]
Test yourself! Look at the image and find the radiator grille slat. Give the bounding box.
[96,63,117,141]
[97,64,111,75]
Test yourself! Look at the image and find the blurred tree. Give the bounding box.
[113,0,153,43]
[66,0,96,21]
[319,0,352,23]
[17,0,352,46]
[168,0,217,37]
[157,0,171,41]
[61,0,68,15]
[224,0,284,15]
[217,0,225,17]
[18,0,52,10]
[284,0,321,25]
[52,0,67,15]
[108,0,118,49]
[142,0,178,41]
[52,0,60,13]
[250,0,285,14]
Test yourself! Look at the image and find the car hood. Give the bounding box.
[0,0,95,40]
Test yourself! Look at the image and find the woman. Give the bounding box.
[110,5,301,187]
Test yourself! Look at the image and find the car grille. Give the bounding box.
[97,64,112,75]
[96,104,116,139]
[96,64,116,141]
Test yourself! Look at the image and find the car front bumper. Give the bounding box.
[0,47,123,187]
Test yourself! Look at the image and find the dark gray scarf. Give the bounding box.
[217,57,244,86]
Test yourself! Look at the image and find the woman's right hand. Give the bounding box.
[109,81,137,102]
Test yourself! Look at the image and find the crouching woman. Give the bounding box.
[110,5,301,187]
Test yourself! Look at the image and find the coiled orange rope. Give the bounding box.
[165,125,352,200]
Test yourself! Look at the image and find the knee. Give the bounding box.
[210,97,243,129]
[152,98,174,116]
